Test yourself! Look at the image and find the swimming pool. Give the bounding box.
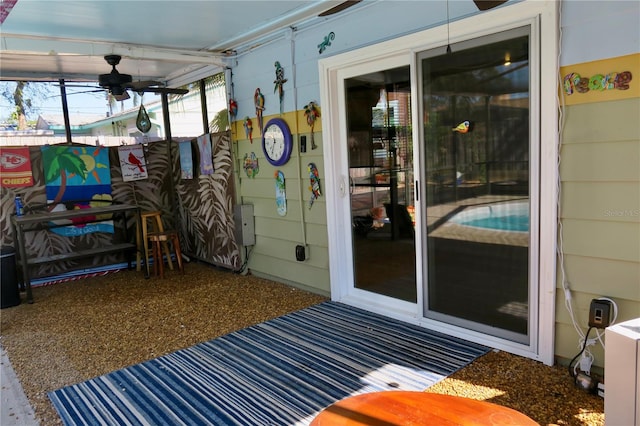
[450,201,529,232]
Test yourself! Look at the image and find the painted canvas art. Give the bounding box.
[179,141,194,179]
[118,145,148,182]
[41,145,113,236]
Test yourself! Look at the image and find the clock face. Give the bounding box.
[262,118,293,166]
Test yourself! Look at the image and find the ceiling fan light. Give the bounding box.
[110,85,125,96]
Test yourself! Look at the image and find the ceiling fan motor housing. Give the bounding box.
[99,55,132,95]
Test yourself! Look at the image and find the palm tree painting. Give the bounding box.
[41,145,113,236]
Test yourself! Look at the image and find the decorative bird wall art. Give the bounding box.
[274,61,287,115]
[243,117,253,143]
[254,88,265,134]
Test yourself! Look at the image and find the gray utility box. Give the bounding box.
[234,204,255,246]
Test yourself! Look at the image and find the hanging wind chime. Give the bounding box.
[136,96,151,133]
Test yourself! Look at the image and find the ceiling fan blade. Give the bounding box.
[473,0,507,11]
[137,87,189,95]
[56,83,100,89]
[125,80,164,90]
[68,89,105,95]
[319,0,361,16]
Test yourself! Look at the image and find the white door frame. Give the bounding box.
[319,0,558,365]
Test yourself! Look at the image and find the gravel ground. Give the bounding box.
[1,261,603,425]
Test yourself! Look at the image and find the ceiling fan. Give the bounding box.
[59,55,189,101]
[98,54,189,101]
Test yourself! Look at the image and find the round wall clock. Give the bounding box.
[262,118,293,166]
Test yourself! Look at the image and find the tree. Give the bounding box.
[0,81,50,129]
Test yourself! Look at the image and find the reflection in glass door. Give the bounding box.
[345,66,416,302]
[420,28,532,343]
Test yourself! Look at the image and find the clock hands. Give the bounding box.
[267,136,283,159]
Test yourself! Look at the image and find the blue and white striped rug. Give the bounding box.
[49,301,489,425]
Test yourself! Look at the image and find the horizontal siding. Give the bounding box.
[556,95,640,367]
[560,220,639,263]
[560,141,639,182]
[249,251,330,294]
[559,254,640,301]
[561,99,639,144]
[555,296,640,364]
[555,290,640,328]
[555,323,604,365]
[251,235,328,269]
[232,102,330,295]
[561,182,639,222]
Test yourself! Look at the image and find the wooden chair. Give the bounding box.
[148,231,184,279]
[136,211,173,276]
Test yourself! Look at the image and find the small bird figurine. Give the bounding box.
[274,61,287,114]
[128,152,145,172]
[452,120,471,133]
[254,88,265,134]
[243,117,253,143]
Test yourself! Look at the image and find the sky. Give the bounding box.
[0,81,159,122]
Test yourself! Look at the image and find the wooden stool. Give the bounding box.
[148,231,184,279]
[136,211,173,275]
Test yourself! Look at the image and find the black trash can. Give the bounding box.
[1,246,21,308]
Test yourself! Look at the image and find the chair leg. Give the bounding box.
[143,220,152,277]
[136,219,142,272]
[172,235,184,274]
[155,240,165,279]
[151,239,157,277]
[154,215,174,271]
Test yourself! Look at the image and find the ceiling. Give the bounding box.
[0,0,362,87]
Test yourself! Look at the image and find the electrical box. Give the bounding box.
[604,317,640,426]
[234,204,255,246]
[589,299,612,329]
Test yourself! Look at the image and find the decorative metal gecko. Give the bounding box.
[318,32,335,54]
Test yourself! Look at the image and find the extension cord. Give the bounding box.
[579,352,593,375]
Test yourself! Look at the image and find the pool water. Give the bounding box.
[459,215,529,232]
[450,201,530,232]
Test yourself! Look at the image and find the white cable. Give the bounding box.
[556,0,584,344]
[290,27,309,250]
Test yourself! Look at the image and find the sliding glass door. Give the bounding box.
[419,28,533,343]
[322,1,556,363]
[345,66,416,303]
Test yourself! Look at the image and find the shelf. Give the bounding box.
[26,243,137,266]
[11,203,140,303]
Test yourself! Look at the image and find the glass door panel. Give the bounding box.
[420,29,531,342]
[345,66,416,302]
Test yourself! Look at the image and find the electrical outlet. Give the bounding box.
[588,299,612,329]
[295,244,308,261]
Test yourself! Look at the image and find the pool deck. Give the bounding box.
[427,195,529,247]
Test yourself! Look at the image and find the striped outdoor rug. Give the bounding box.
[49,301,489,425]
